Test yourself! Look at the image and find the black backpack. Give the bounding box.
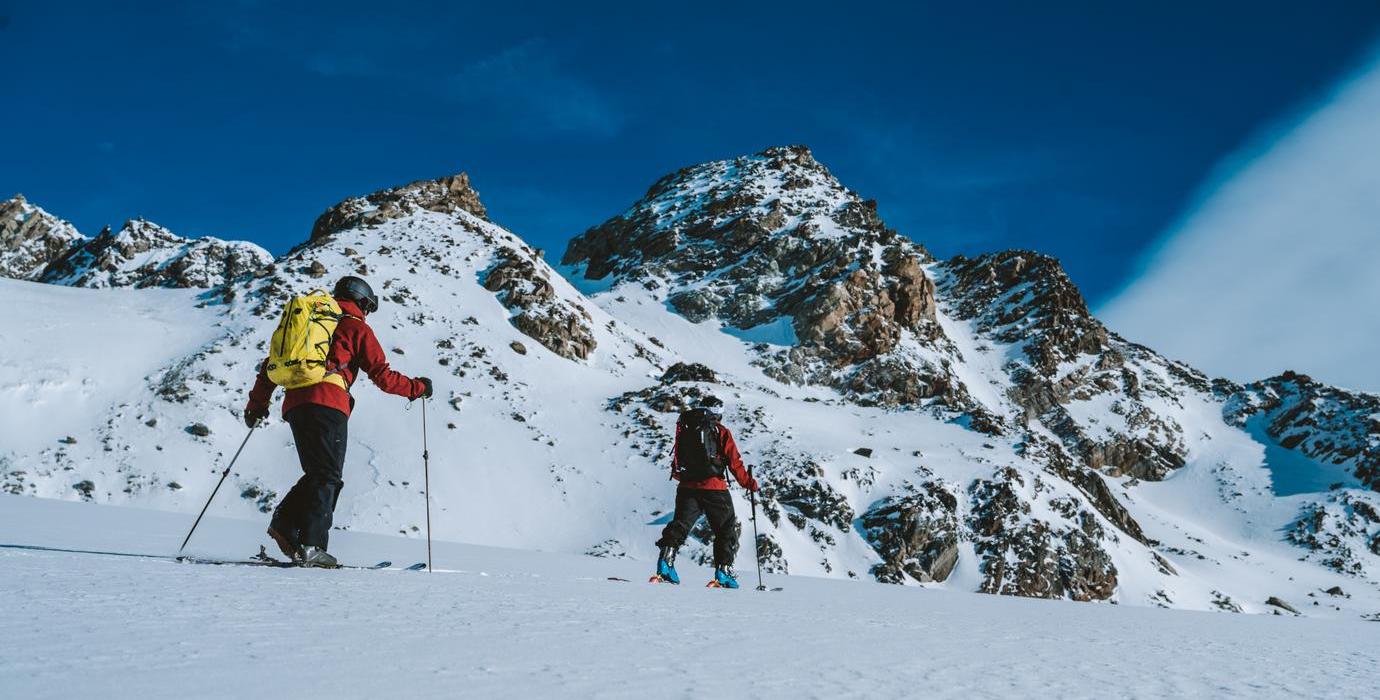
[674,408,726,481]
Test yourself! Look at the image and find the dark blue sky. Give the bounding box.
[5,1,1379,303]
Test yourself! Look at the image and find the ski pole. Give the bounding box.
[748,465,765,591]
[422,397,433,573]
[178,425,257,556]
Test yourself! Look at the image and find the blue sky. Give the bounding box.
[5,1,1380,303]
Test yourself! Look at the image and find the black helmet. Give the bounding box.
[699,395,724,417]
[333,275,379,314]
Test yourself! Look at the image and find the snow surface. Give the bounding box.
[4,494,1379,699]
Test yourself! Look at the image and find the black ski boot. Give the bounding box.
[296,545,339,569]
[267,524,298,560]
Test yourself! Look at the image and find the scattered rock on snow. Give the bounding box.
[1265,596,1300,615]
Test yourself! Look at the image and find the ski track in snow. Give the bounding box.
[3,495,1378,700]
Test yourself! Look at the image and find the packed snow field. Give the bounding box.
[3,494,1378,700]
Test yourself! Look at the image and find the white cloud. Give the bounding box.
[1101,46,1380,391]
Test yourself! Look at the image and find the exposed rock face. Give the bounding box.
[311,173,488,241]
[1287,491,1380,576]
[1225,371,1380,492]
[861,480,961,583]
[40,219,271,289]
[939,252,1189,481]
[0,195,86,280]
[563,145,945,405]
[483,248,596,361]
[942,251,1107,375]
[969,469,1119,601]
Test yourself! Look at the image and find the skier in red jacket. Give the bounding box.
[652,395,759,588]
[243,276,432,567]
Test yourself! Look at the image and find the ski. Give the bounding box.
[176,555,393,571]
[406,562,428,571]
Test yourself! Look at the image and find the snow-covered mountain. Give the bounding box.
[4,148,1380,617]
[0,194,271,290]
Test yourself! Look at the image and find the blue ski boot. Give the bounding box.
[650,546,680,584]
[708,564,740,589]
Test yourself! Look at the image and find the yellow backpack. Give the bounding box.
[265,290,351,390]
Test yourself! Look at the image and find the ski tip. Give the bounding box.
[406,562,427,571]
[608,577,631,582]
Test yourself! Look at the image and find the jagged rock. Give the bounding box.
[942,251,1107,376]
[862,481,961,583]
[0,195,85,280]
[307,261,327,278]
[969,469,1118,601]
[509,341,528,355]
[1226,371,1380,492]
[311,173,488,241]
[660,362,717,384]
[1287,491,1380,575]
[760,459,854,532]
[185,423,211,437]
[40,219,270,289]
[482,248,596,361]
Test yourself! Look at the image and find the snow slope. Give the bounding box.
[4,494,1378,700]
[5,156,1380,622]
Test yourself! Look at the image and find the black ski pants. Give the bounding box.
[271,404,348,549]
[656,488,740,566]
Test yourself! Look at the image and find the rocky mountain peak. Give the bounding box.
[310,173,489,242]
[0,194,87,280]
[564,146,941,404]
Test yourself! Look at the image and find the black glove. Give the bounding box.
[417,377,433,400]
[244,406,269,429]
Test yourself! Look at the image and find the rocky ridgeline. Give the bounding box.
[311,173,489,241]
[0,195,271,290]
[0,195,87,280]
[42,218,271,290]
[1225,371,1380,491]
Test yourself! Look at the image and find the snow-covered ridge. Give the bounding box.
[0,194,271,290]
[5,153,1380,618]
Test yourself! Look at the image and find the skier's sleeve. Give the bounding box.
[350,321,426,400]
[720,426,757,491]
[245,358,276,412]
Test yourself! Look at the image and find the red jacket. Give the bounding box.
[246,298,425,418]
[671,420,758,491]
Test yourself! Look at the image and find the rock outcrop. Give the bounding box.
[0,195,86,280]
[861,480,962,583]
[483,247,597,361]
[311,173,488,241]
